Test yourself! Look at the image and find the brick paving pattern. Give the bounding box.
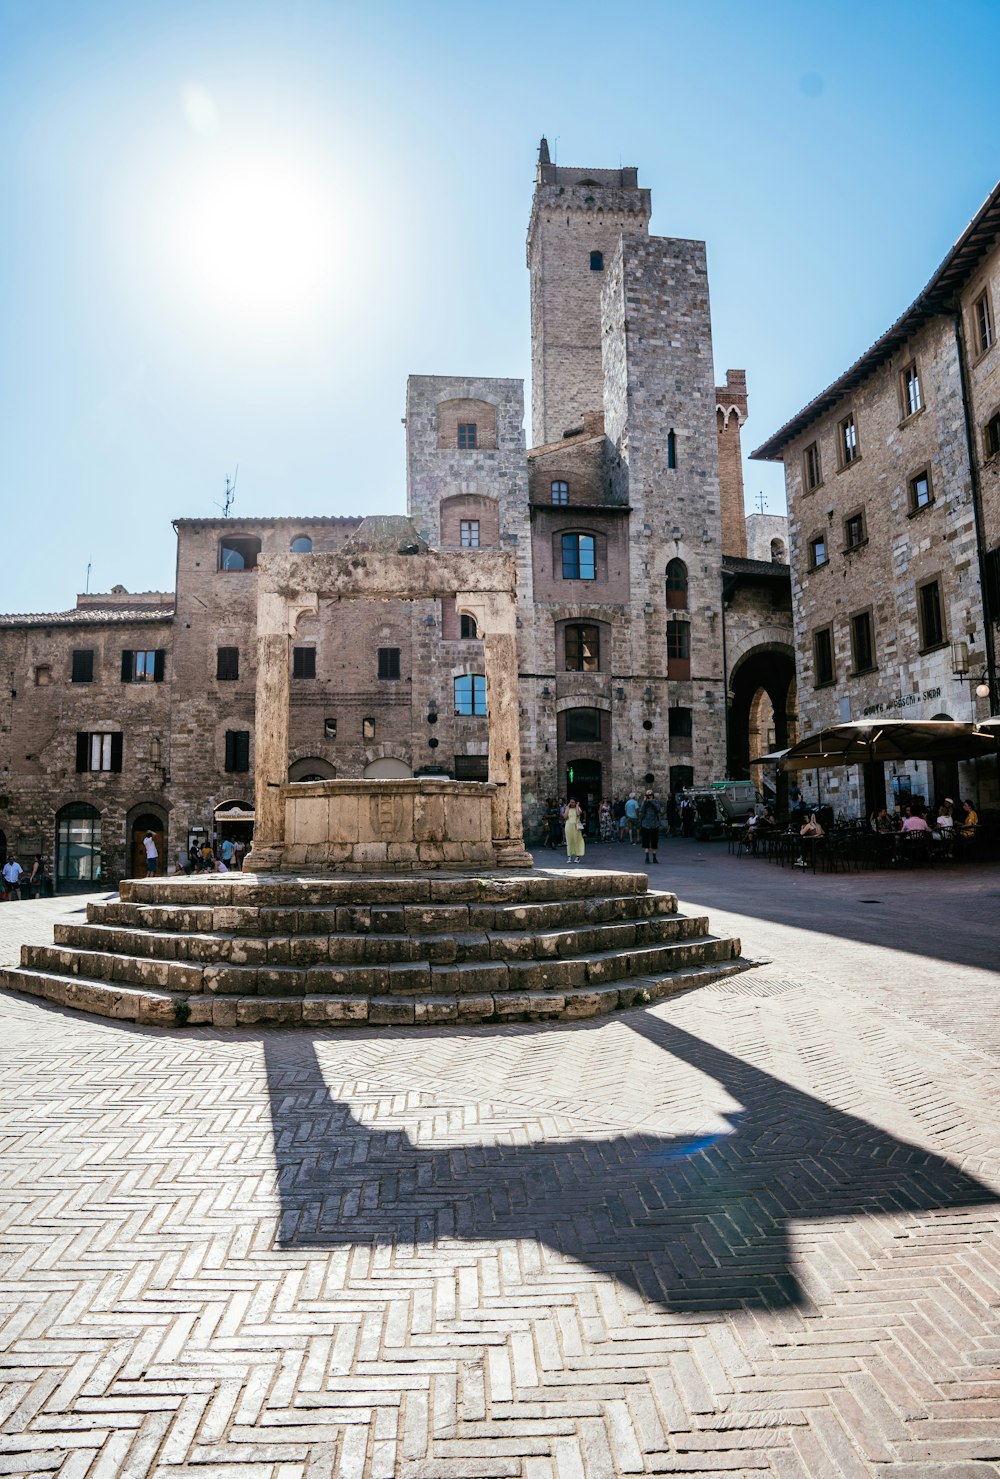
[0,850,998,1476]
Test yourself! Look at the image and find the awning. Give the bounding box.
[759,720,999,772]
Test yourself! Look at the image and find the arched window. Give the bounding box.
[56,803,102,888]
[564,708,602,742]
[551,480,569,505]
[564,623,600,672]
[666,619,691,679]
[219,535,261,571]
[667,429,677,470]
[590,250,604,272]
[454,674,487,715]
[561,532,596,580]
[770,538,786,563]
[460,614,478,640]
[290,535,313,553]
[665,558,688,610]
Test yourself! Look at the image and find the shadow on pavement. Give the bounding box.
[264,1015,996,1314]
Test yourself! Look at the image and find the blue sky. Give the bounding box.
[3,0,999,613]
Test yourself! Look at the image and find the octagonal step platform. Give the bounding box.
[0,869,747,1028]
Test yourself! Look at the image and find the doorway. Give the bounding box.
[566,759,601,832]
[55,804,102,891]
[862,762,886,821]
[130,813,165,879]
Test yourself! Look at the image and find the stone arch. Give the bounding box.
[436,398,497,451]
[363,757,413,780]
[727,642,798,810]
[125,800,169,881]
[439,494,500,549]
[288,757,336,782]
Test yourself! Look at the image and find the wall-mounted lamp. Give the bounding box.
[616,687,626,700]
[644,685,654,702]
[541,686,551,699]
[671,526,683,541]
[951,641,970,677]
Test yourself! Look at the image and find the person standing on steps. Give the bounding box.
[564,799,586,864]
[639,790,662,864]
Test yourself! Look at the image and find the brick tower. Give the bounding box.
[527,138,650,448]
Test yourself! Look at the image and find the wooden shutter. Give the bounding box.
[153,650,165,682]
[75,733,89,772]
[110,733,123,773]
[120,651,134,683]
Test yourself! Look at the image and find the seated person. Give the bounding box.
[959,799,979,837]
[900,808,930,834]
[935,799,955,832]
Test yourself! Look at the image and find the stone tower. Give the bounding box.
[527,138,650,448]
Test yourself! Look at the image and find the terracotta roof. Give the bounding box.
[751,176,1000,460]
[722,556,791,578]
[0,607,175,628]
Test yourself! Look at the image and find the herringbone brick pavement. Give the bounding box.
[0,881,997,1477]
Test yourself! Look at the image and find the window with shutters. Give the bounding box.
[908,469,933,513]
[838,412,860,467]
[292,647,316,679]
[918,579,946,650]
[985,410,1000,460]
[803,441,822,491]
[973,290,994,356]
[377,647,401,680]
[850,610,876,673]
[216,647,239,681]
[121,649,164,682]
[224,730,250,773]
[900,362,922,420]
[76,732,122,773]
[813,627,835,687]
[71,649,94,683]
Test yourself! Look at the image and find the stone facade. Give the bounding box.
[753,180,1000,816]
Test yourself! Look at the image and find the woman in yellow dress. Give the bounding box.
[564,800,586,863]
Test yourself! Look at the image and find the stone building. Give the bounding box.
[752,178,1000,817]
[0,141,797,882]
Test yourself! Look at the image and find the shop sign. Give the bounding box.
[861,686,941,719]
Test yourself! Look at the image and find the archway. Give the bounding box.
[289,757,337,783]
[55,803,102,892]
[363,757,413,780]
[728,645,797,813]
[565,758,602,827]
[127,806,167,879]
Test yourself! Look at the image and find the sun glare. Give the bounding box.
[169,153,338,322]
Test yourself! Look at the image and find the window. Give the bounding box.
[909,469,932,511]
[590,250,604,271]
[460,614,479,640]
[324,718,337,739]
[460,519,480,548]
[293,647,316,679]
[803,441,822,491]
[666,619,691,679]
[985,411,1000,460]
[564,708,602,742]
[71,649,94,684]
[667,429,677,470]
[76,732,122,773]
[362,717,375,740]
[561,532,596,580]
[377,647,401,680]
[668,706,692,743]
[770,538,786,562]
[809,535,828,568]
[34,665,51,686]
[844,511,866,549]
[813,628,835,687]
[56,803,102,886]
[900,362,921,419]
[974,291,994,355]
[850,611,875,673]
[121,649,164,683]
[564,623,600,672]
[838,412,859,466]
[457,423,477,450]
[219,535,261,571]
[918,579,945,649]
[224,730,250,773]
[454,674,487,715]
[665,558,688,609]
[216,646,239,681]
[669,764,694,794]
[290,535,313,553]
[551,480,569,505]
[454,754,489,780]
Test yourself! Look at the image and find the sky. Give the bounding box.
[2,0,999,614]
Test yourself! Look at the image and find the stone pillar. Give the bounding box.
[247,588,317,873]
[462,591,533,868]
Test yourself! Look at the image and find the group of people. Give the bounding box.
[870,798,979,839]
[1,854,48,900]
[177,836,246,873]
[542,791,669,864]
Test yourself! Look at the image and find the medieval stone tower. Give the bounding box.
[527,139,651,447]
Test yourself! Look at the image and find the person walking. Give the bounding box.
[3,855,24,900]
[142,832,159,877]
[564,800,586,864]
[639,790,662,864]
[233,839,246,871]
[624,793,640,844]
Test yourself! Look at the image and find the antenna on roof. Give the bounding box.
[85,562,92,594]
[216,466,238,518]
[755,491,768,514]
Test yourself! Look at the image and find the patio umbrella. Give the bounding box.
[770,720,999,771]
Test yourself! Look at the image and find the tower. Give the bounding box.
[527,138,650,448]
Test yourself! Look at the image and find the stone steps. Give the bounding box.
[0,869,748,1029]
[0,957,749,1029]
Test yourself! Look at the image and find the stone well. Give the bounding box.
[281,778,498,872]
